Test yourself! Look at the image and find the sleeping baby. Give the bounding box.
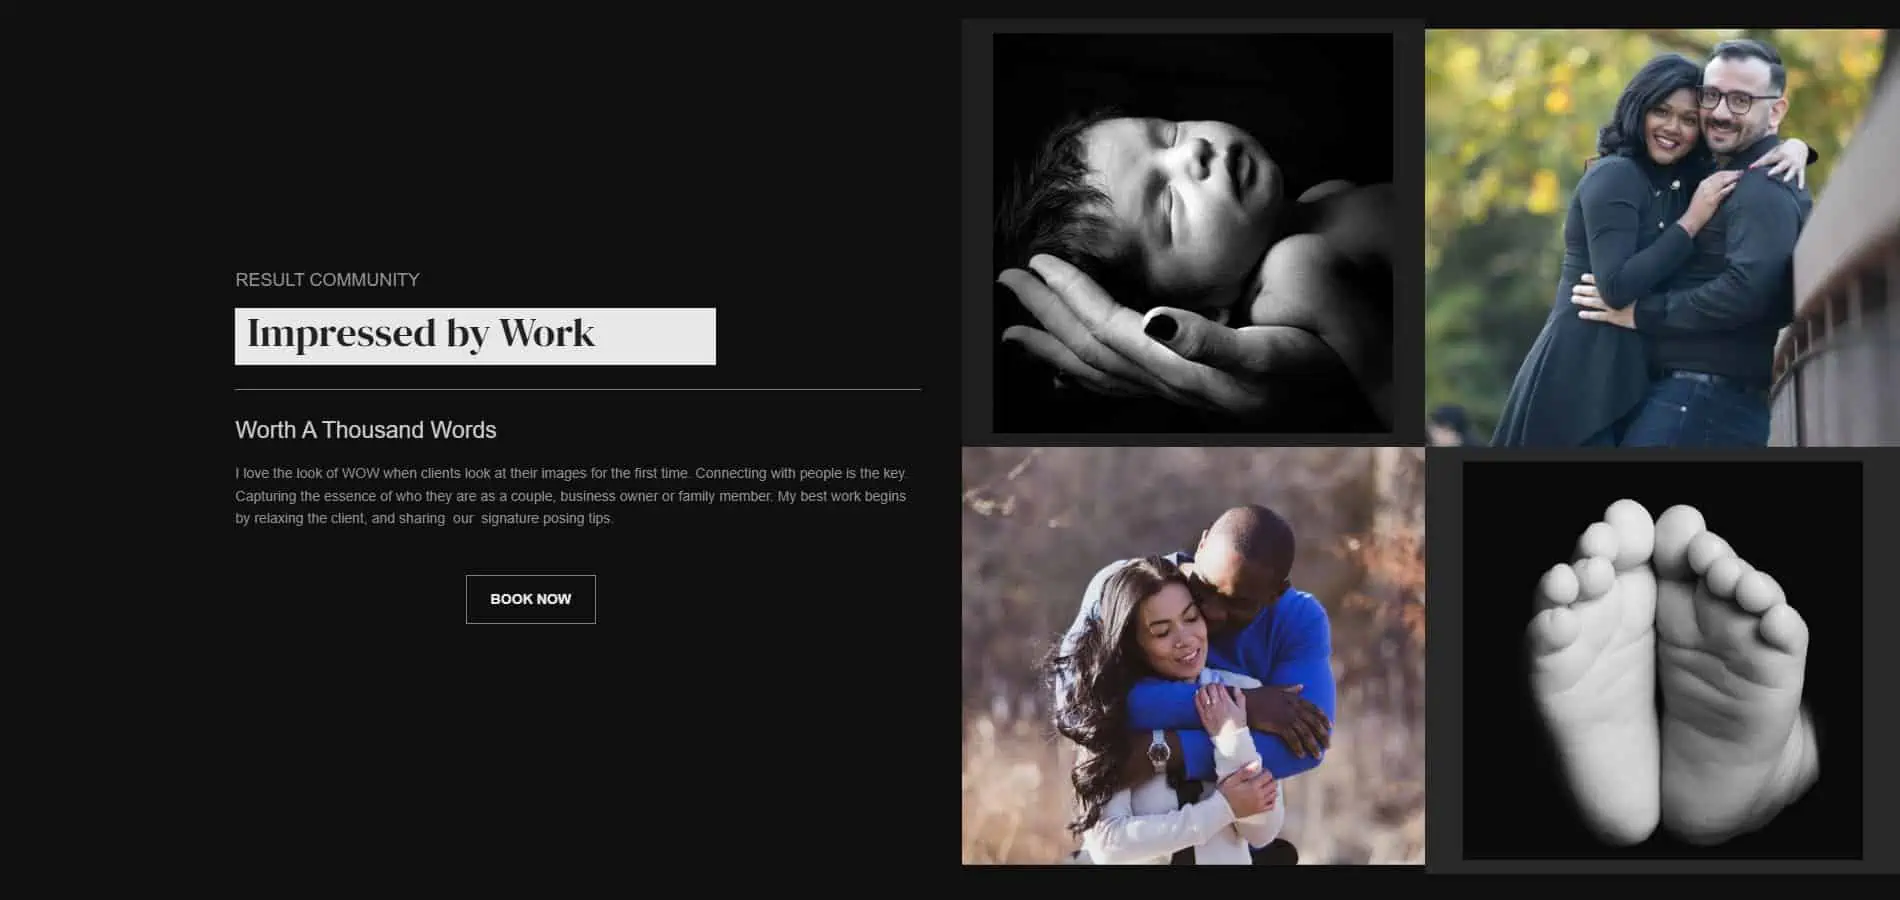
[996,110,1392,423]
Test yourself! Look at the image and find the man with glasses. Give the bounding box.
[1573,39,1813,447]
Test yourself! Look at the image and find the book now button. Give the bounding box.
[466,574,597,623]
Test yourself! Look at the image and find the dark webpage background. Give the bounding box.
[223,25,949,615]
[228,265,936,610]
[211,18,953,866]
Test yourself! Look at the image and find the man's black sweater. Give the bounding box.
[1635,134,1813,390]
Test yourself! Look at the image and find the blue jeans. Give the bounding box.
[1620,374,1770,447]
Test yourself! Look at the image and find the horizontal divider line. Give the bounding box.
[233,387,925,391]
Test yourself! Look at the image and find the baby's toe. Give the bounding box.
[1603,499,1656,572]
[1537,563,1580,607]
[1704,555,1751,599]
[1687,530,1735,577]
[1735,569,1785,615]
[1574,557,1616,602]
[1652,504,1706,580]
[1576,521,1619,564]
[1530,606,1582,655]
[1757,602,1809,657]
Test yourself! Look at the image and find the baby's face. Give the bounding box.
[1081,117,1283,301]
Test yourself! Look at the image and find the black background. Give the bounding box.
[204,16,952,869]
[219,20,950,616]
[989,32,1394,435]
[184,15,1884,878]
[1460,459,1863,859]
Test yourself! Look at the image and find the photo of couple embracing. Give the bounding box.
[961,447,1424,865]
[1423,29,1888,447]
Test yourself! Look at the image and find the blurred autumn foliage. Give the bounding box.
[1424,29,1888,439]
[960,447,1425,864]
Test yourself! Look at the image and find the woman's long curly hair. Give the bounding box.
[1593,53,1714,171]
[1042,555,1194,835]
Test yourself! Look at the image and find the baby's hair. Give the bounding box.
[995,107,1159,309]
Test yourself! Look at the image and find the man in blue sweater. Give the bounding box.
[1056,504,1336,862]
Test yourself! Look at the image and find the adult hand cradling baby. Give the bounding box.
[998,255,1349,417]
[997,180,1393,424]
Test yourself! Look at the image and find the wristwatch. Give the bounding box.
[1146,730,1170,774]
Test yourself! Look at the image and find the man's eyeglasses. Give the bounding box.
[1700,86,1780,115]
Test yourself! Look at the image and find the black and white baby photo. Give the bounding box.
[1459,458,1861,860]
[985,30,1398,437]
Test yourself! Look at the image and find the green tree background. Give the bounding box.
[1424,29,1887,440]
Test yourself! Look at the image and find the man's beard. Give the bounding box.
[1707,118,1757,153]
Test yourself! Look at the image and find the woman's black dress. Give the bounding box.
[1492,152,1700,447]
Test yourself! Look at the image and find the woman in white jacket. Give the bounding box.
[1047,555,1285,864]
